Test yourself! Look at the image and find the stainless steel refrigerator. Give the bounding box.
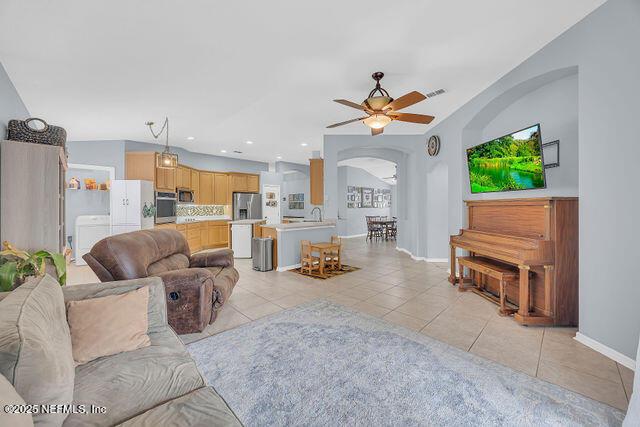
[233,192,262,220]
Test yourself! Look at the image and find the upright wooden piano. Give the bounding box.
[449,197,578,326]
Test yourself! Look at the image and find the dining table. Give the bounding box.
[309,242,341,277]
[369,219,397,240]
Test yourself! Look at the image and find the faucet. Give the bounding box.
[310,207,323,222]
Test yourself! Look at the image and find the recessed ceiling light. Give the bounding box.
[187,136,195,140]
[276,155,282,159]
[246,140,253,145]
[220,149,227,153]
[300,143,308,147]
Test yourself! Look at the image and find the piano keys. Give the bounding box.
[449,197,579,326]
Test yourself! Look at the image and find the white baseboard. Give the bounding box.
[575,332,636,371]
[276,263,301,272]
[395,247,448,263]
[338,233,367,239]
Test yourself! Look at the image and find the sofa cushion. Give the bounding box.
[0,374,33,427]
[66,286,151,364]
[147,253,190,276]
[0,275,75,427]
[117,387,241,427]
[63,327,205,426]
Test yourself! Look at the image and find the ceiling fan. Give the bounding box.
[327,72,440,136]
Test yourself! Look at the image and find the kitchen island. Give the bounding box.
[261,221,337,271]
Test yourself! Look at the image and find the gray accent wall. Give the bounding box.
[0,61,29,138]
[324,0,640,359]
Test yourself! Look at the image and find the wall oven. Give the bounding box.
[177,188,195,204]
[155,191,177,224]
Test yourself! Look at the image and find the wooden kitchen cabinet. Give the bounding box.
[191,169,200,202]
[208,221,229,247]
[125,152,156,182]
[186,223,202,252]
[247,174,259,192]
[155,160,177,192]
[176,166,191,189]
[214,173,230,205]
[309,158,324,205]
[230,173,248,192]
[200,221,210,247]
[199,172,214,205]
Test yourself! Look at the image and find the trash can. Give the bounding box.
[252,237,273,272]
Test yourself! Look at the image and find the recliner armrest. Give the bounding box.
[190,249,235,268]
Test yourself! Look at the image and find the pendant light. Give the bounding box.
[146,117,178,169]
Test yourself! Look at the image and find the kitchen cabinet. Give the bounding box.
[208,221,229,247]
[186,223,202,252]
[191,169,200,203]
[200,222,210,247]
[247,174,259,192]
[310,158,324,205]
[230,174,248,192]
[125,152,156,182]
[176,166,191,189]
[214,173,230,205]
[155,162,176,192]
[199,172,214,205]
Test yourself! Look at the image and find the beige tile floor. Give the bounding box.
[68,238,634,412]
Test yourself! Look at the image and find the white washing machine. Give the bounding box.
[75,215,111,266]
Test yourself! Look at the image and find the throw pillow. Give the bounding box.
[66,286,151,364]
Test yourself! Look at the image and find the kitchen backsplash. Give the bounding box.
[177,204,226,217]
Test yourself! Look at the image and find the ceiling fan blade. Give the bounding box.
[371,127,383,136]
[326,117,368,128]
[387,112,435,124]
[333,99,366,110]
[384,91,427,111]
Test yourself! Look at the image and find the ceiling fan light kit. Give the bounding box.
[363,114,392,129]
[328,71,438,136]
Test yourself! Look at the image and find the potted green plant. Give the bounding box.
[0,241,66,291]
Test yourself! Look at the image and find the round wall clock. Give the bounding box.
[427,135,441,156]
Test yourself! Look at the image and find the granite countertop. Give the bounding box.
[228,219,266,225]
[262,220,337,231]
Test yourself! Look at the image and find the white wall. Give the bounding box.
[337,166,391,237]
[281,171,310,217]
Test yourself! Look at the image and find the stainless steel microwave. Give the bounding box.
[177,188,195,204]
[155,191,177,224]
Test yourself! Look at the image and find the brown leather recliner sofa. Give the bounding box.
[83,228,239,334]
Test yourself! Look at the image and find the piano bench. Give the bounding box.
[456,256,520,316]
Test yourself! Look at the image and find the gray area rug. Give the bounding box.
[187,300,625,426]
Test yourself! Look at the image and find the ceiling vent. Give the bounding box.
[425,88,446,98]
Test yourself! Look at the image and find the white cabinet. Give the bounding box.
[110,180,155,235]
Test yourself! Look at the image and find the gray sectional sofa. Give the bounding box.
[0,274,241,427]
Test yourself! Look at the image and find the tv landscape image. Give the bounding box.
[467,124,546,193]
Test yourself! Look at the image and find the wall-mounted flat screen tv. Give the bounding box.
[467,124,546,194]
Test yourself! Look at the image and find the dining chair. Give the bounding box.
[300,240,320,275]
[326,235,342,270]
